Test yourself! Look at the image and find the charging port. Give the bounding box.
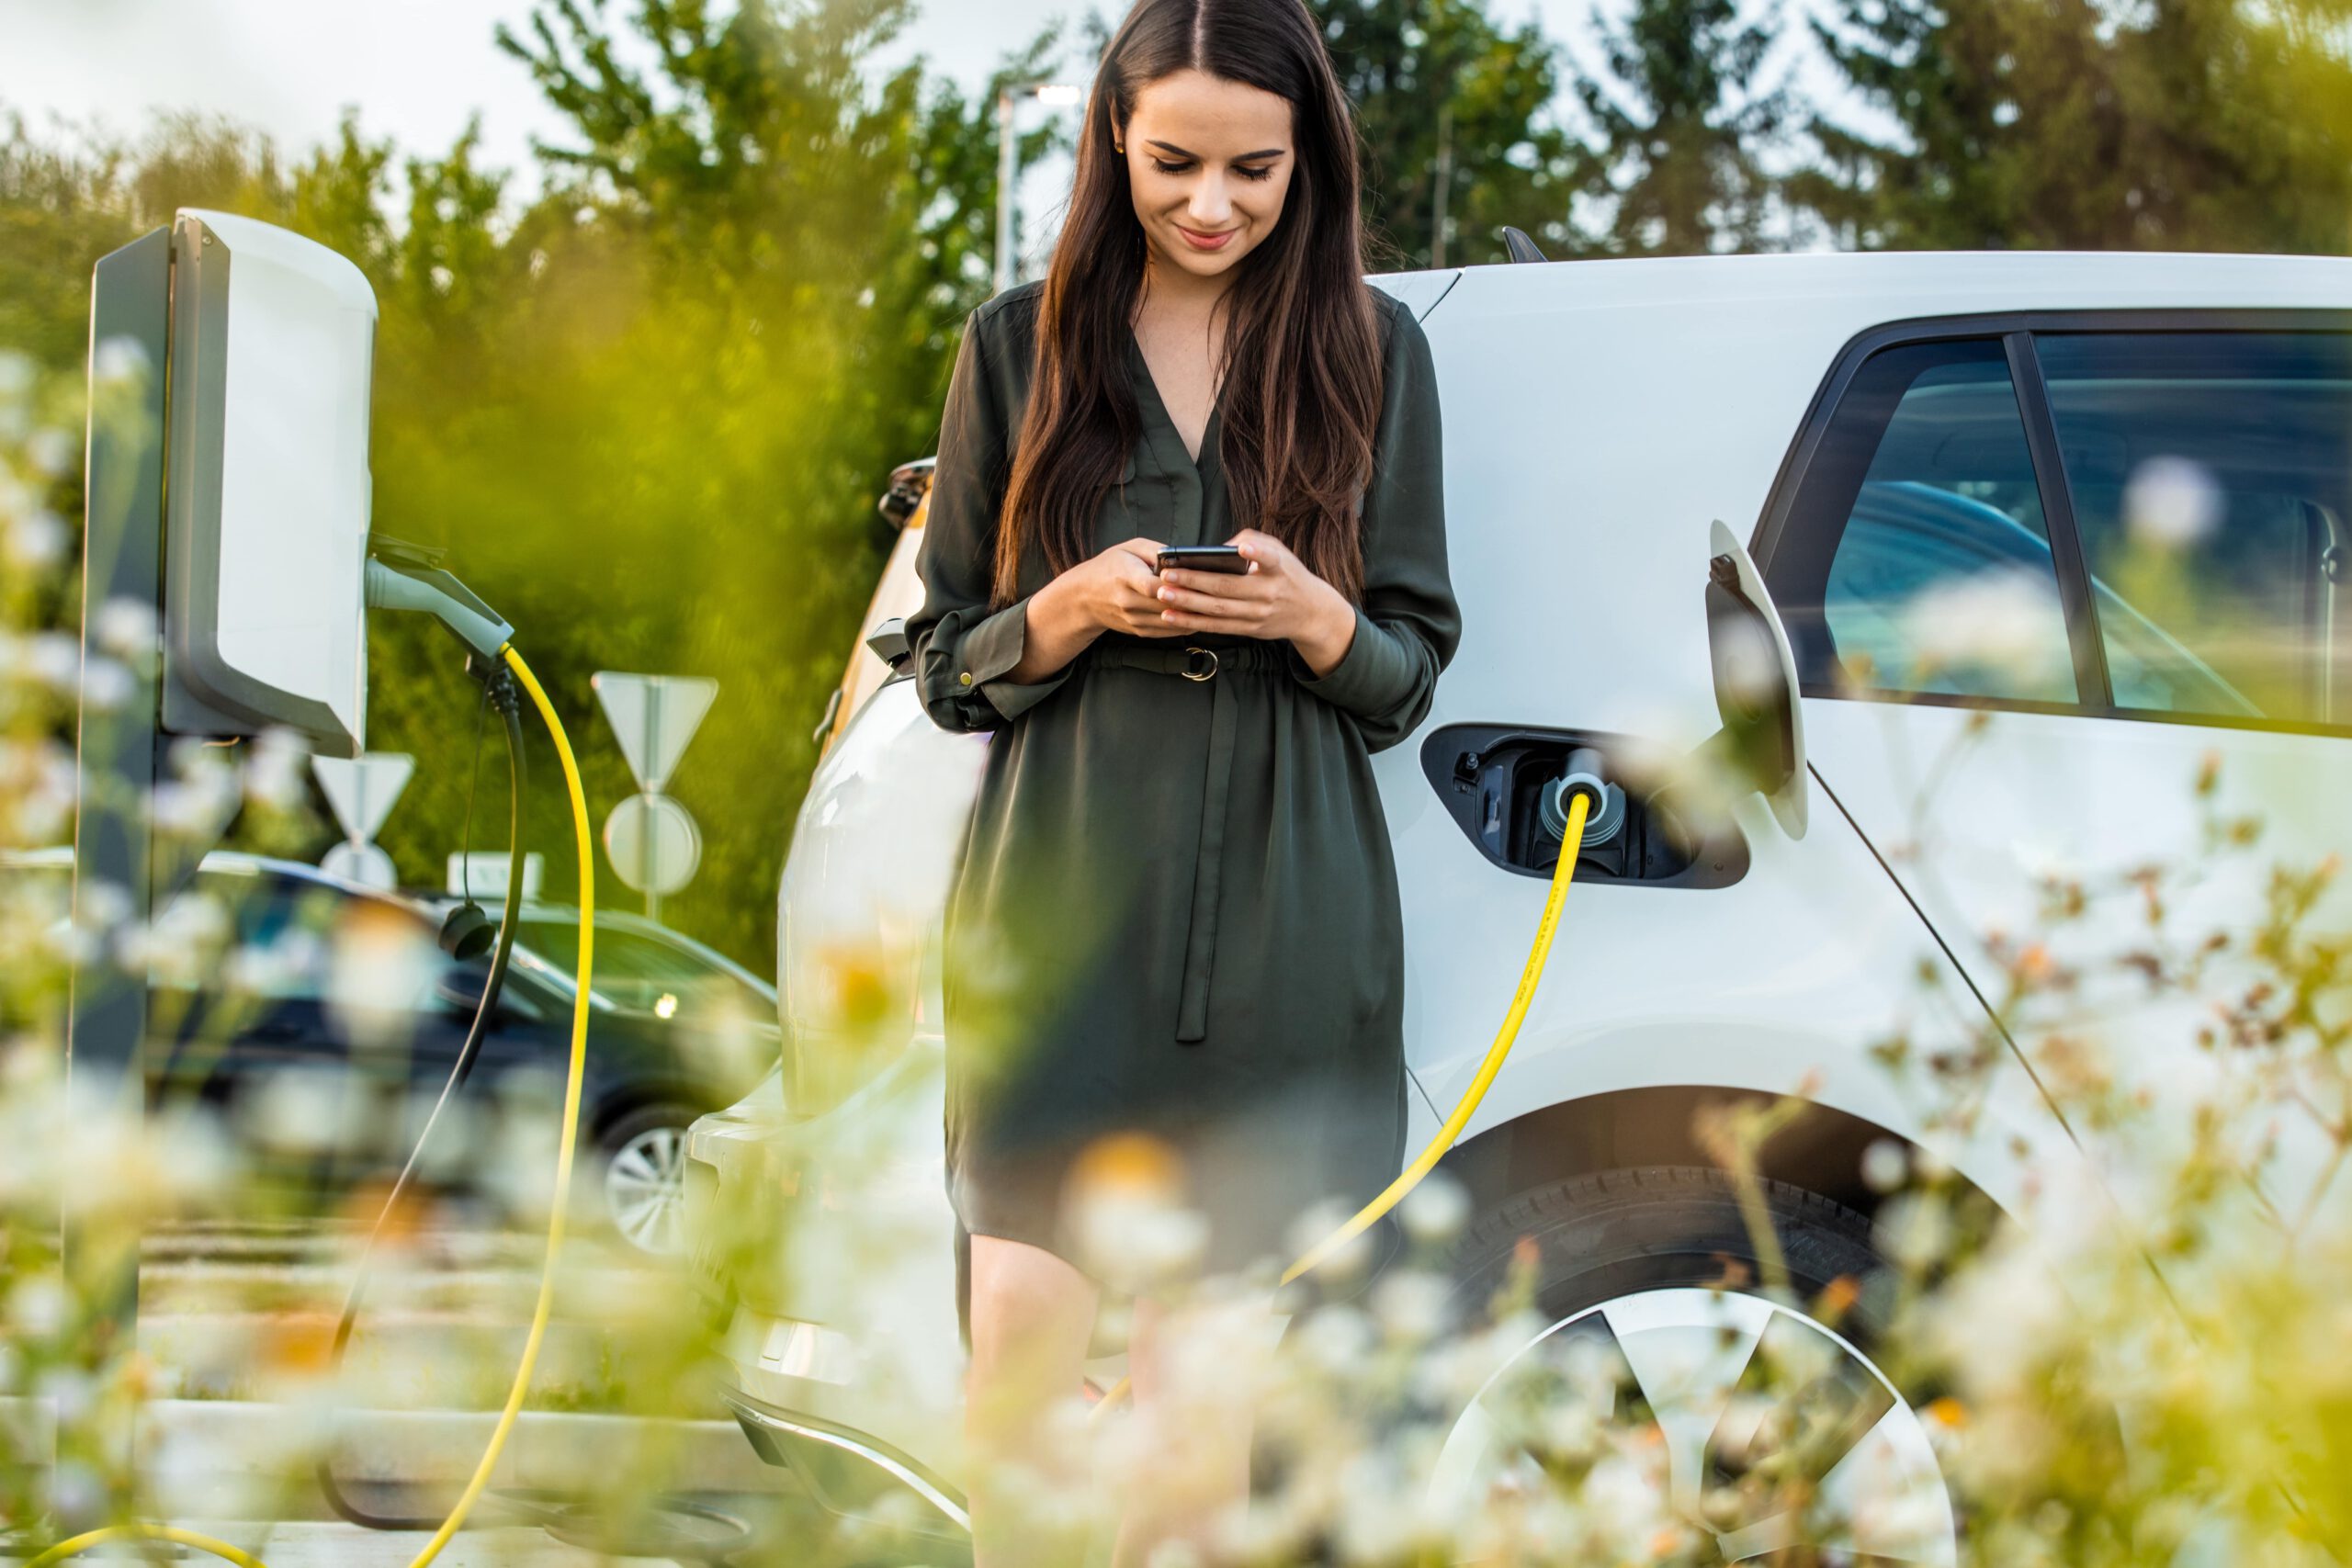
[1419,723,1747,889]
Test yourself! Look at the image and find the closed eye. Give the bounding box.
[1148,158,1279,182]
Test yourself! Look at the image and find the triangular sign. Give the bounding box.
[312,752,414,843]
[591,672,718,795]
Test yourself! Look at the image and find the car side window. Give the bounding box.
[1771,340,2078,705]
[2037,332,2352,725]
[520,919,766,1022]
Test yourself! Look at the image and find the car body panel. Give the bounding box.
[694,249,2352,1510]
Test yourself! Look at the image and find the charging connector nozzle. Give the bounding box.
[365,553,514,661]
[1540,746,1626,846]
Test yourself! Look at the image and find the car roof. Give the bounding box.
[1407,248,2352,322]
[2,843,435,911]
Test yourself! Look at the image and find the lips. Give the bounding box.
[1176,225,1238,252]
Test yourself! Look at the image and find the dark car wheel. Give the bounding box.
[1432,1166,1961,1564]
[595,1100,698,1256]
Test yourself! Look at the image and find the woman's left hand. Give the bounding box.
[1154,528,1358,673]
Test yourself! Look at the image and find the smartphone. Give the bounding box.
[1156,545,1250,575]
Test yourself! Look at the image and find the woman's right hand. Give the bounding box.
[1056,536,1186,638]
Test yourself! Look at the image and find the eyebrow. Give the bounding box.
[1144,140,1288,161]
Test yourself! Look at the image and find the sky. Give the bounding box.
[0,0,1858,261]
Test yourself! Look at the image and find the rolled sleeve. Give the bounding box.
[1286,604,1422,719]
[906,302,1074,734]
[1288,297,1461,752]
[956,593,1072,722]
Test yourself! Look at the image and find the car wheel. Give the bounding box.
[1432,1165,1960,1564]
[596,1101,697,1257]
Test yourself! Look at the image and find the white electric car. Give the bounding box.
[685,250,2352,1558]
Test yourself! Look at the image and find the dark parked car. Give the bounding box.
[3,848,777,1253]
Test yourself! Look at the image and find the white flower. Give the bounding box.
[1293,1301,1375,1376]
[1399,1168,1470,1244]
[1371,1267,1451,1344]
[28,630,78,691]
[121,890,231,989]
[326,900,442,1052]
[79,655,133,712]
[1284,1196,1378,1282]
[1872,1190,1951,1270]
[91,335,151,387]
[95,596,158,662]
[9,1276,68,1337]
[27,425,74,479]
[6,507,66,570]
[1862,1136,1910,1193]
[148,754,241,839]
[2123,455,2222,549]
[1903,570,2069,686]
[234,1064,369,1157]
[243,726,311,811]
[227,928,325,998]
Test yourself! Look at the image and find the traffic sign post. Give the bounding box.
[591,672,717,922]
[312,751,413,889]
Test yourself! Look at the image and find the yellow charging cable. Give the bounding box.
[1091,787,1591,1419]
[30,646,593,1568]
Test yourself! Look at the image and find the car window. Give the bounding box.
[517,919,764,1021]
[2036,331,2352,725]
[1773,340,2078,704]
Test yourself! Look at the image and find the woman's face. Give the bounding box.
[1121,68,1296,286]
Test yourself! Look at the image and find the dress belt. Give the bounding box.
[1082,640,1290,1044]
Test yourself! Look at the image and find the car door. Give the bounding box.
[1758,312,2352,1235]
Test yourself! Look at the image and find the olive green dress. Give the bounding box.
[907,278,1459,1292]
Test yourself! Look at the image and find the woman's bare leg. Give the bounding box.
[1110,1286,1276,1568]
[966,1234,1102,1568]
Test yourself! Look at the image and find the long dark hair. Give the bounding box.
[990,0,1384,608]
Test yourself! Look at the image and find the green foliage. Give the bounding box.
[1566,0,1797,255]
[1792,0,2352,253]
[0,0,1063,976]
[1310,0,1584,266]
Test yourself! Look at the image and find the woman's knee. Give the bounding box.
[1128,1288,1275,1421]
[967,1235,1100,1385]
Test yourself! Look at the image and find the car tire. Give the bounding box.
[1431,1165,1964,1564]
[594,1100,699,1257]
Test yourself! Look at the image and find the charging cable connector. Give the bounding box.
[1540,747,1624,847]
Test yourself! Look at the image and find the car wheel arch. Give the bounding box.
[1432,1083,2014,1246]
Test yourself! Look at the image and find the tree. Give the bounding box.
[1562,0,1799,256]
[1310,0,1584,266]
[366,0,1064,966]
[1790,0,2352,254]
[0,1,1060,972]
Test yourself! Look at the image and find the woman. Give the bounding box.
[905,0,1458,1560]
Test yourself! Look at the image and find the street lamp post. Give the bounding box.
[995,81,1085,296]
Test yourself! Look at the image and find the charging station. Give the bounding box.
[63,209,378,1523]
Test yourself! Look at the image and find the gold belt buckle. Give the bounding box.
[1182,646,1218,682]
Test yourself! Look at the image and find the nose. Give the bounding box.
[1187,173,1234,228]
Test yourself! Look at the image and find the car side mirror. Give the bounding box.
[865,616,911,672]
